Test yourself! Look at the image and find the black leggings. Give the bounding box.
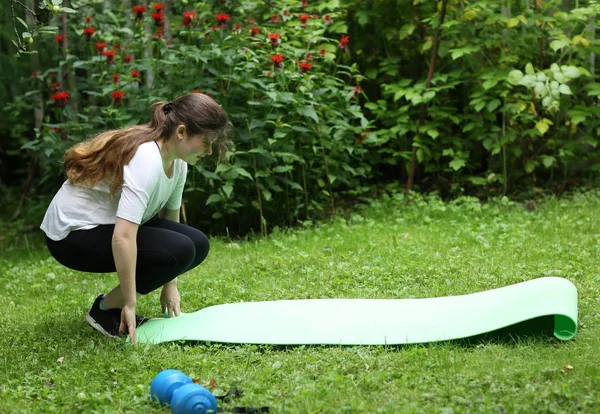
[45,218,209,294]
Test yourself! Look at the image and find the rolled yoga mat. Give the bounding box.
[133,277,578,345]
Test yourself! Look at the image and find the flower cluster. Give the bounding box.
[183,11,197,27]
[268,33,280,47]
[270,54,284,69]
[51,91,69,106]
[132,5,146,20]
[216,13,230,26]
[112,90,125,104]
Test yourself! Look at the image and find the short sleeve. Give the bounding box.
[165,161,188,210]
[116,145,161,224]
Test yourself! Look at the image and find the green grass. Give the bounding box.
[1,191,599,413]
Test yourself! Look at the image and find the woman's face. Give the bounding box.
[174,126,215,165]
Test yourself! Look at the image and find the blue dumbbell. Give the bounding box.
[171,383,218,414]
[150,369,218,414]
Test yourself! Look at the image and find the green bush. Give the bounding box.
[7,0,373,235]
[345,0,599,194]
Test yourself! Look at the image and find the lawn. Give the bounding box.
[1,191,599,413]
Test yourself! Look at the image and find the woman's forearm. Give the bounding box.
[112,234,138,305]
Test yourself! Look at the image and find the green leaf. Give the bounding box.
[16,17,28,30]
[273,165,293,173]
[427,129,439,139]
[558,84,572,95]
[541,156,556,168]
[482,79,498,90]
[549,39,570,51]
[234,167,254,180]
[399,24,415,40]
[462,122,475,132]
[535,121,550,135]
[450,45,480,60]
[249,119,265,130]
[297,106,319,123]
[524,160,537,173]
[206,194,222,205]
[449,159,466,171]
[261,189,272,202]
[507,70,523,86]
[222,184,233,198]
[486,99,501,112]
[525,63,535,75]
[507,18,519,28]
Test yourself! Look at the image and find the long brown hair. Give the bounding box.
[64,93,232,196]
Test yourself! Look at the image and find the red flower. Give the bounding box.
[112,73,120,84]
[151,12,164,26]
[251,27,260,36]
[246,18,256,25]
[154,29,165,39]
[216,13,230,25]
[51,91,69,106]
[31,71,40,78]
[132,5,146,19]
[283,10,290,17]
[352,85,362,98]
[112,90,125,104]
[103,49,116,64]
[355,130,370,143]
[131,70,140,78]
[85,15,92,24]
[95,41,106,54]
[299,13,310,27]
[113,42,121,51]
[52,128,60,133]
[124,54,133,64]
[270,54,284,69]
[83,27,95,40]
[153,3,164,12]
[183,11,196,26]
[270,14,280,23]
[339,35,350,51]
[319,48,327,57]
[55,34,63,45]
[268,33,280,47]
[233,23,243,34]
[305,52,312,61]
[299,61,312,73]
[51,83,60,91]
[302,0,308,7]
[323,14,332,25]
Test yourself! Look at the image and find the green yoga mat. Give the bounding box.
[134,277,577,345]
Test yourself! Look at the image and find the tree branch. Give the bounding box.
[10,0,24,51]
[13,0,40,23]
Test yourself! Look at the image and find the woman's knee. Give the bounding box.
[193,231,210,262]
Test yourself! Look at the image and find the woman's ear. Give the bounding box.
[176,124,187,139]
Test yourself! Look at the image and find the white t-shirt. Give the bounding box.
[41,141,188,241]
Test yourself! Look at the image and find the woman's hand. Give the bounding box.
[120,303,138,345]
[160,280,181,318]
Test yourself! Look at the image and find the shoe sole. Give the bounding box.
[86,313,119,338]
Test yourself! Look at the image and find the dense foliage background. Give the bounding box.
[0,0,598,235]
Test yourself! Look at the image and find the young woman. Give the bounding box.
[41,93,232,344]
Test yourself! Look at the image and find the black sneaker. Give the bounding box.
[86,295,150,338]
[86,295,121,337]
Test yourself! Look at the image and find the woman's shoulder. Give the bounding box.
[134,141,161,158]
